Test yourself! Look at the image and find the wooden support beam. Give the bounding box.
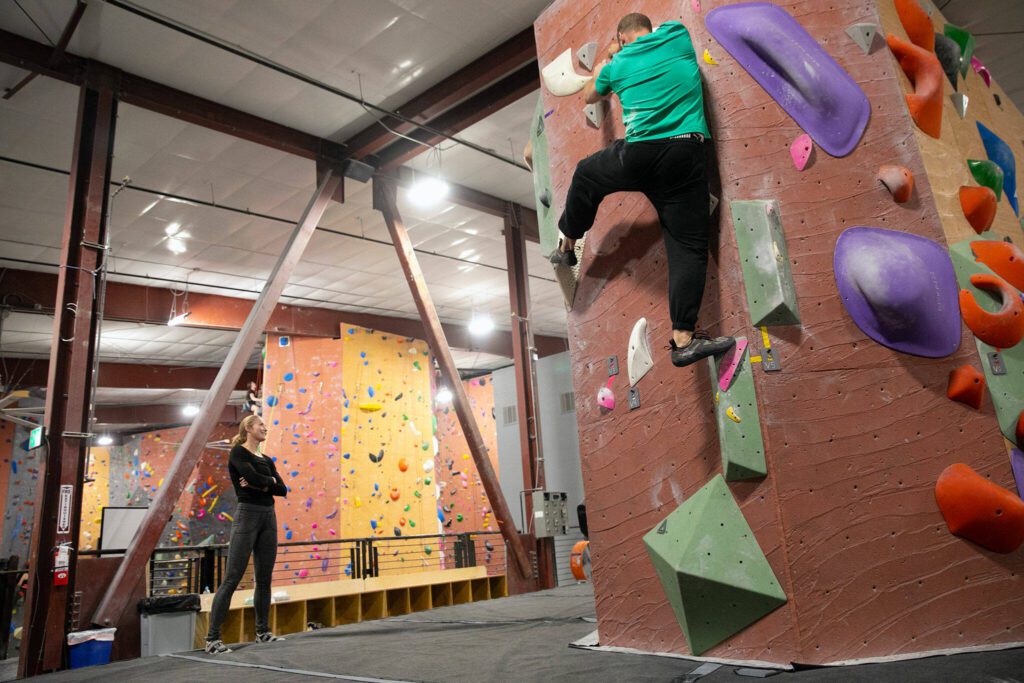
[3,1,87,100]
[343,28,536,160]
[373,177,534,581]
[92,171,342,629]
[0,359,257,392]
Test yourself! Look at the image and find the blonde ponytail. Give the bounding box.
[232,414,258,447]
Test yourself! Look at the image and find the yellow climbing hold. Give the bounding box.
[703,48,718,65]
[714,391,720,404]
[359,402,383,411]
[726,406,741,423]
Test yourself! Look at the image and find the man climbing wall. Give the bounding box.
[553,13,734,368]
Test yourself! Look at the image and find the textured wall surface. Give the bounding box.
[535,0,1024,665]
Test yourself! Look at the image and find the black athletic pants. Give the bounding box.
[206,502,278,640]
[558,137,710,332]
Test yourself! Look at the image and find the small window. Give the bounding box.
[559,392,575,413]
[503,405,518,425]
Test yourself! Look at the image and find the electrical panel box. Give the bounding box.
[531,491,569,538]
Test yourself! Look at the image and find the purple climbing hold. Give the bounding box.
[1012,448,1024,499]
[705,2,869,157]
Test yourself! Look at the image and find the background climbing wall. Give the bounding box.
[79,447,110,551]
[1,421,41,561]
[434,375,503,573]
[536,0,1024,665]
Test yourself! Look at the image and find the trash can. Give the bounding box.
[67,628,116,669]
[138,593,200,656]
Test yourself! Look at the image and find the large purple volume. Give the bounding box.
[705,2,870,157]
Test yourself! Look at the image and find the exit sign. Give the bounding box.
[28,426,43,450]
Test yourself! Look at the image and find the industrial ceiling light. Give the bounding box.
[168,272,193,326]
[468,313,494,336]
[182,404,200,417]
[166,238,187,254]
[407,175,449,207]
[435,387,453,404]
[167,311,191,326]
[96,435,113,446]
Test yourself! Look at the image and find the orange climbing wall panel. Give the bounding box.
[79,447,111,551]
[536,0,1024,666]
[434,376,503,573]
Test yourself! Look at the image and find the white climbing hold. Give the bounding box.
[709,193,720,215]
[628,318,655,387]
[578,42,598,71]
[845,23,880,55]
[542,48,592,97]
[583,101,605,128]
[950,93,968,119]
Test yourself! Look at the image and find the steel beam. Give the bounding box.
[0,269,565,358]
[19,76,117,676]
[503,205,557,589]
[91,170,342,628]
[376,63,538,170]
[3,1,87,100]
[343,27,536,159]
[0,358,258,392]
[373,178,534,580]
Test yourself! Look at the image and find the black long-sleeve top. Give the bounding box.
[228,444,288,506]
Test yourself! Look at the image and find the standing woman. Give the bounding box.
[204,414,287,654]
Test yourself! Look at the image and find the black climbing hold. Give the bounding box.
[484,541,494,552]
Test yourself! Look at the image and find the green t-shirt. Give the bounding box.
[595,21,710,142]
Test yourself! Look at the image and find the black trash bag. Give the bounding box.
[137,593,201,614]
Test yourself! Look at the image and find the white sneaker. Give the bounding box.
[256,631,285,643]
[204,639,232,654]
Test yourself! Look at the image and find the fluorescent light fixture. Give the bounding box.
[435,387,453,404]
[167,311,191,326]
[167,237,187,254]
[96,435,113,446]
[407,176,449,207]
[182,404,200,417]
[164,222,181,236]
[468,314,494,336]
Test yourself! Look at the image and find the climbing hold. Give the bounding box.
[691,0,702,12]
[577,41,598,71]
[583,100,605,128]
[390,488,400,501]
[424,545,432,555]
[994,93,1002,108]
[976,122,1018,216]
[702,48,718,65]
[597,375,615,411]
[968,160,1005,201]
[943,24,975,78]
[970,241,1024,291]
[886,34,943,139]
[730,200,800,327]
[358,402,383,411]
[958,273,1024,349]
[959,186,998,234]
[398,458,409,472]
[643,475,787,655]
[789,134,812,171]
[369,449,384,463]
[950,93,968,119]
[894,0,934,52]
[933,33,961,89]
[456,514,463,522]
[946,365,985,409]
[709,340,766,481]
[725,406,741,423]
[935,463,1024,553]
[484,540,494,552]
[627,318,654,386]
[570,540,592,580]
[706,3,869,157]
[423,459,434,473]
[877,165,915,203]
[541,48,592,97]
[709,193,719,215]
[717,338,749,392]
[834,227,960,358]
[1012,449,1024,499]
[845,23,880,54]
[970,55,991,87]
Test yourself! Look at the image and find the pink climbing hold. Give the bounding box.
[691,0,701,12]
[597,376,615,410]
[718,338,749,392]
[298,569,309,578]
[790,133,813,171]
[970,56,991,87]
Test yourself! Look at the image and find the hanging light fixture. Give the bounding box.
[407,146,449,207]
[167,271,193,326]
[468,313,494,336]
[435,387,453,404]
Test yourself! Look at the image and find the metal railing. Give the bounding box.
[82,531,506,597]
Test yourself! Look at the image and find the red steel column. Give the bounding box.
[504,204,556,590]
[373,178,534,580]
[19,75,117,676]
[91,169,342,629]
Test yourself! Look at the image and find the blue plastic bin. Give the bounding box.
[67,628,116,669]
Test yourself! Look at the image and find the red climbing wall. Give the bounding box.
[536,0,1024,666]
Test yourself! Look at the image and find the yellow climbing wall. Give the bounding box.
[79,447,110,551]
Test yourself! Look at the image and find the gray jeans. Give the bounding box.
[206,503,278,640]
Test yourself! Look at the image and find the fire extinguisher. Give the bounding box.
[53,544,71,586]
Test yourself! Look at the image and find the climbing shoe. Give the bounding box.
[204,639,232,654]
[256,631,285,643]
[669,332,735,368]
[549,238,578,267]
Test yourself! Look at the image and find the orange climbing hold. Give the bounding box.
[946,365,985,409]
[398,458,408,472]
[959,186,998,234]
[877,164,915,203]
[935,463,1024,553]
[887,34,943,138]
[958,273,1024,348]
[971,241,1024,292]
[894,0,934,52]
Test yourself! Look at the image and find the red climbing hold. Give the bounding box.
[946,365,985,409]
[971,241,1024,292]
[959,273,1024,348]
[877,164,915,203]
[894,0,935,52]
[935,463,1024,553]
[959,186,998,234]
[1016,410,1024,447]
